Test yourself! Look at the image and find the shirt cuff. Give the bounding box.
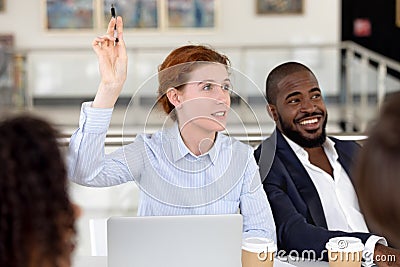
[362,235,388,267]
[79,101,113,133]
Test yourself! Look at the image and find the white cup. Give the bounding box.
[242,237,277,267]
[325,237,364,267]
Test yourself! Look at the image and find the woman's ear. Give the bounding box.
[166,87,181,108]
[267,104,278,121]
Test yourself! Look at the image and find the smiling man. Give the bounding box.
[254,62,400,266]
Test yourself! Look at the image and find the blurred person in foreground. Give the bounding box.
[0,115,79,267]
[354,91,400,249]
[254,61,400,266]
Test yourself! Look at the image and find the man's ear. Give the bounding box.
[267,104,278,122]
[166,87,181,108]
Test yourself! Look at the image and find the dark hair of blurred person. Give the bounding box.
[354,91,400,249]
[0,115,77,267]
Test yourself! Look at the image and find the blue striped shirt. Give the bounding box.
[68,102,276,240]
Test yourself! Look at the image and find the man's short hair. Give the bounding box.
[265,62,314,105]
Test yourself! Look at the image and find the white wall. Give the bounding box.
[0,0,340,49]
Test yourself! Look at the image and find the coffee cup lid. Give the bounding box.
[325,237,364,252]
[242,237,277,253]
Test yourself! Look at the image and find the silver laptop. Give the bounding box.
[107,214,243,267]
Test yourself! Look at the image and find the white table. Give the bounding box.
[72,256,329,267]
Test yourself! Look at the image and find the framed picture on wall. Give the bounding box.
[43,0,217,31]
[167,0,216,29]
[102,0,159,29]
[256,0,303,15]
[45,0,95,30]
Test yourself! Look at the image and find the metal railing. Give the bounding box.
[341,41,400,132]
[3,41,400,136]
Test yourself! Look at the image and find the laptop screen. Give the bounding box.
[107,214,243,267]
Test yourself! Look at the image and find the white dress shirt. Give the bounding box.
[283,135,386,266]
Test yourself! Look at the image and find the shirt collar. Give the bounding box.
[167,122,220,164]
[282,133,338,161]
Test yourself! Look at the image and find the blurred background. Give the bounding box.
[0,0,399,256]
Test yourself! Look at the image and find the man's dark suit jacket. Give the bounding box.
[254,129,371,261]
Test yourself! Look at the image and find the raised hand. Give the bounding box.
[92,16,128,108]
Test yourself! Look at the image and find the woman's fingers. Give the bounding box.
[115,16,127,57]
[92,38,103,53]
[116,16,124,41]
[92,35,117,51]
[95,35,111,40]
[94,35,115,43]
[94,15,124,51]
[106,17,116,36]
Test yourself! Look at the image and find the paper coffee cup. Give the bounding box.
[325,237,364,267]
[242,237,277,267]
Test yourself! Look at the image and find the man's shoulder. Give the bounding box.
[254,133,277,163]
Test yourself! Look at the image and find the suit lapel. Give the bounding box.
[332,138,357,183]
[275,130,328,228]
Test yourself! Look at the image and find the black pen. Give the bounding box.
[111,4,119,43]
